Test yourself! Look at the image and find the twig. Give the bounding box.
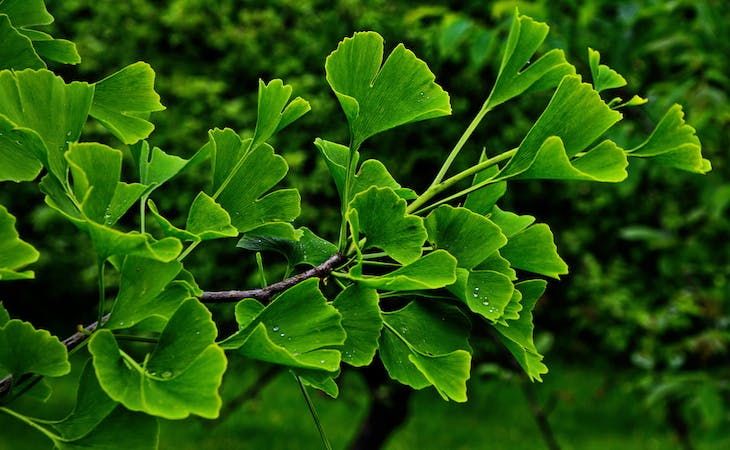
[199,252,346,303]
[0,253,346,398]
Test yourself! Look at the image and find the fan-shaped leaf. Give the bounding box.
[237,226,336,270]
[348,186,427,265]
[0,0,53,27]
[347,250,457,291]
[0,318,69,377]
[449,268,514,321]
[89,62,165,144]
[0,205,39,280]
[588,47,626,93]
[628,104,711,173]
[89,299,227,419]
[333,285,382,366]
[379,301,471,402]
[326,31,451,149]
[0,14,44,70]
[251,79,310,149]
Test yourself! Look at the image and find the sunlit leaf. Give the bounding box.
[333,285,382,366]
[0,205,40,280]
[90,299,227,420]
[493,280,548,381]
[588,47,626,93]
[347,250,457,291]
[499,75,622,180]
[514,136,628,182]
[326,31,451,149]
[628,104,711,174]
[207,130,300,233]
[448,268,514,321]
[89,62,165,144]
[379,301,471,401]
[348,186,427,264]
[251,79,310,149]
[486,12,575,109]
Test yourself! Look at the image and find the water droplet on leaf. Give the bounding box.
[161,370,173,379]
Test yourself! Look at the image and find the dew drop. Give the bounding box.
[272,326,279,332]
[280,332,285,337]
[287,336,292,341]
[320,360,325,364]
[161,370,173,379]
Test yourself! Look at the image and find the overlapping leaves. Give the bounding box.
[0,205,39,280]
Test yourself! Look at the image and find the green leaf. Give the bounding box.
[0,205,40,280]
[501,223,568,279]
[332,285,382,366]
[425,205,507,269]
[314,139,416,202]
[221,278,346,372]
[54,407,159,450]
[499,75,622,180]
[0,0,53,27]
[325,31,451,149]
[237,226,336,269]
[84,221,182,263]
[588,47,626,93]
[628,104,711,174]
[31,38,80,65]
[348,186,427,264]
[514,136,628,182]
[0,69,94,182]
[463,162,506,215]
[0,302,9,325]
[185,192,238,239]
[486,12,575,109]
[106,256,185,330]
[221,279,345,372]
[66,143,145,225]
[489,206,535,237]
[89,62,165,144]
[0,114,46,182]
[0,14,44,70]
[0,318,69,377]
[493,280,548,381]
[208,130,300,233]
[251,79,310,149]
[379,301,471,402]
[448,268,514,321]
[89,299,227,419]
[347,250,457,291]
[131,141,189,192]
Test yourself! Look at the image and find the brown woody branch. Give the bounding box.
[0,252,346,399]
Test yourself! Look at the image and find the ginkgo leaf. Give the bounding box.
[502,223,568,279]
[332,285,382,366]
[0,69,93,183]
[628,104,711,174]
[251,79,310,150]
[207,130,300,233]
[0,0,53,27]
[0,14,44,70]
[30,37,80,65]
[0,115,45,182]
[0,318,69,378]
[379,301,471,402]
[66,143,146,225]
[0,205,40,280]
[326,31,451,149]
[347,250,457,291]
[348,186,427,265]
[425,205,506,269]
[314,139,416,202]
[220,279,346,372]
[486,12,575,109]
[448,268,514,321]
[89,62,165,144]
[83,221,182,263]
[514,136,628,182]
[106,256,185,330]
[588,47,626,93]
[498,75,622,180]
[237,226,336,269]
[89,299,227,420]
[493,280,548,381]
[463,163,506,215]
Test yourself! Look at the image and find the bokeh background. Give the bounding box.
[1,0,728,449]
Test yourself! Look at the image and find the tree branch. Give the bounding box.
[0,253,347,399]
[199,252,347,303]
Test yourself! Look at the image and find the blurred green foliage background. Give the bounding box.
[1,0,728,448]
